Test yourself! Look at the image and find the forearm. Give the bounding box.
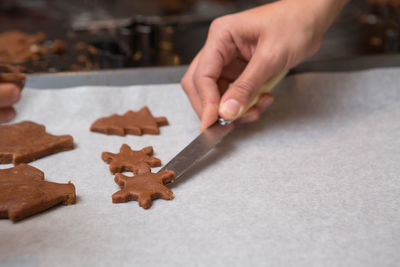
[285,0,349,35]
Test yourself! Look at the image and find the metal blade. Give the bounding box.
[158,122,234,179]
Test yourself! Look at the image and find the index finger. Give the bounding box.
[193,29,237,130]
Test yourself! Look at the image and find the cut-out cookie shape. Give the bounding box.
[0,164,76,222]
[112,170,175,209]
[0,30,46,64]
[0,121,74,165]
[102,144,161,175]
[90,106,168,136]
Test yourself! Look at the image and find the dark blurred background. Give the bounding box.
[0,0,399,73]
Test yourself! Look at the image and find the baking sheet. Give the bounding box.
[1,68,400,267]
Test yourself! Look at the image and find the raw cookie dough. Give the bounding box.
[0,164,76,222]
[0,30,46,63]
[102,144,161,175]
[112,170,175,209]
[0,121,74,165]
[90,106,168,136]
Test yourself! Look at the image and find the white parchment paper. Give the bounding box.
[1,68,400,267]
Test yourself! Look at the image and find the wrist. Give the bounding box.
[284,0,348,34]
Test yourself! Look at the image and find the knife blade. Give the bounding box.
[159,71,288,180]
[158,121,234,179]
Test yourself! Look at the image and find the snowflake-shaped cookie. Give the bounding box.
[112,170,175,209]
[102,144,161,175]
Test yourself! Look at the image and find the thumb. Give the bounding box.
[218,49,281,121]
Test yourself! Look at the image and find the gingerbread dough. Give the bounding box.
[0,30,46,63]
[0,121,74,165]
[0,164,76,222]
[102,144,161,175]
[112,170,175,209]
[90,106,168,136]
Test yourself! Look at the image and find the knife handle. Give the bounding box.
[219,70,288,125]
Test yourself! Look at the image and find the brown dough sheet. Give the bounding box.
[0,30,46,63]
[0,164,76,222]
[0,121,74,165]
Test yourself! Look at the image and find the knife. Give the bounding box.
[159,71,288,180]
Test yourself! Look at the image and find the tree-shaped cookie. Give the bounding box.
[90,106,168,136]
[102,144,161,175]
[0,164,76,222]
[0,121,74,165]
[112,170,175,209]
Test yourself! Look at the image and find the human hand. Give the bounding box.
[181,0,348,131]
[0,73,25,123]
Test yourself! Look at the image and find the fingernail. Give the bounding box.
[220,99,243,120]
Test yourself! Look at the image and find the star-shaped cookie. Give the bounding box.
[0,121,74,165]
[102,144,161,175]
[0,164,76,222]
[112,170,175,209]
[90,106,168,136]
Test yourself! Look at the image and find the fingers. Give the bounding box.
[218,46,281,121]
[193,50,222,131]
[182,55,246,118]
[220,57,247,81]
[197,79,220,132]
[182,17,241,131]
[0,83,21,108]
[194,25,237,130]
[234,93,274,124]
[217,78,230,95]
[257,93,275,114]
[0,107,16,123]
